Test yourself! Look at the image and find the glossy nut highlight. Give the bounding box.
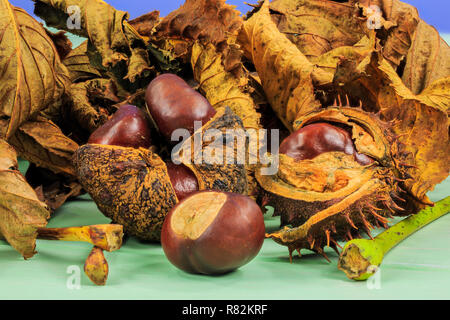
[145,74,216,141]
[166,161,199,201]
[161,191,265,275]
[88,105,152,148]
[279,123,373,165]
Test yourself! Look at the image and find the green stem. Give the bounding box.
[338,197,450,280]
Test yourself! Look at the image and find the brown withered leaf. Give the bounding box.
[0,139,50,259]
[129,10,160,39]
[354,0,419,71]
[401,20,450,95]
[268,0,368,60]
[66,78,120,134]
[153,0,243,62]
[334,52,449,203]
[8,116,79,177]
[238,0,320,131]
[355,0,450,94]
[0,0,70,139]
[0,138,18,171]
[309,33,377,87]
[63,41,103,83]
[34,0,153,83]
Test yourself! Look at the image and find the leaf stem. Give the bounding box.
[338,197,449,280]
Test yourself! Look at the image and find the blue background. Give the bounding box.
[9,0,450,33]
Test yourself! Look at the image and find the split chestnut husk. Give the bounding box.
[260,106,416,260]
[73,107,248,240]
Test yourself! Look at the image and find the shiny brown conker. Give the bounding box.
[279,123,373,165]
[88,104,152,148]
[161,191,265,275]
[145,74,216,141]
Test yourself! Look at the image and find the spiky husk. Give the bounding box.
[178,106,249,195]
[260,105,416,260]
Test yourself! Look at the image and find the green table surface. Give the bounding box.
[0,160,449,300]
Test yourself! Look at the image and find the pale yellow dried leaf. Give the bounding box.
[238,0,320,131]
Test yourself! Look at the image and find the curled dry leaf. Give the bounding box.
[238,0,320,131]
[363,0,419,70]
[34,0,152,83]
[355,0,450,95]
[268,0,368,59]
[401,20,450,94]
[129,10,160,39]
[66,79,120,134]
[8,116,79,177]
[191,42,260,131]
[0,138,18,170]
[260,0,450,96]
[0,139,50,259]
[0,0,70,139]
[153,0,243,64]
[246,0,378,90]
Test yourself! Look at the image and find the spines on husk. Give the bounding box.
[259,103,412,260]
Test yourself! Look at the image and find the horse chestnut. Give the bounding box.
[279,123,373,165]
[145,73,216,141]
[88,105,152,148]
[165,161,199,201]
[161,191,265,275]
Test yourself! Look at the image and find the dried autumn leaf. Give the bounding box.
[191,42,260,130]
[355,0,450,94]
[253,0,376,88]
[153,0,243,62]
[63,41,103,83]
[268,0,368,59]
[8,116,79,177]
[67,79,120,134]
[349,0,419,71]
[238,0,320,131]
[0,139,50,259]
[308,33,377,87]
[0,0,70,139]
[34,0,153,83]
[334,52,449,203]
[0,138,18,171]
[401,20,450,94]
[129,10,160,39]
